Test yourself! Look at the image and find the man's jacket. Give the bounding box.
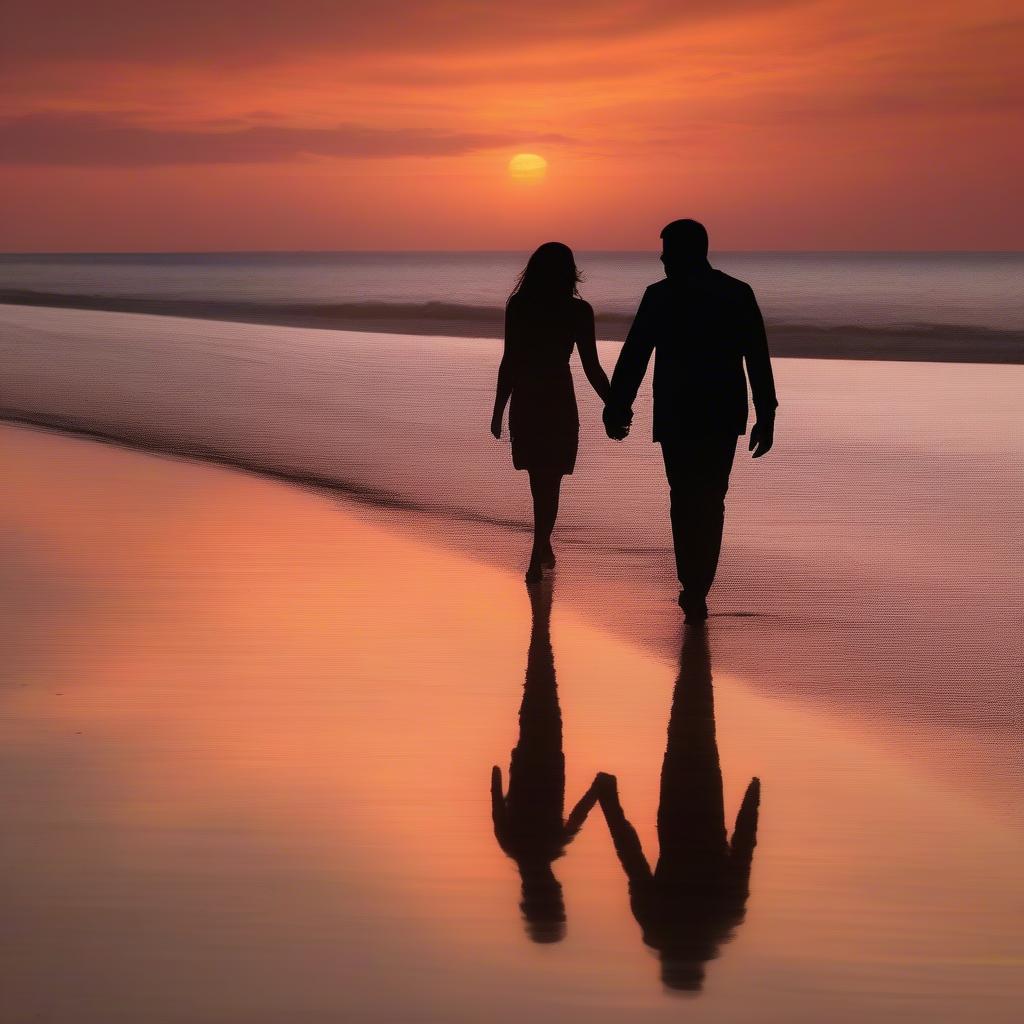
[609,268,778,440]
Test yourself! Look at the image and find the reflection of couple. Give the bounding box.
[490,219,778,622]
[491,581,759,990]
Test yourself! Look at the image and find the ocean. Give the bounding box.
[2,250,1022,360]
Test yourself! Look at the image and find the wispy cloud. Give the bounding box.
[0,1,1020,248]
[0,112,574,166]
[0,1,798,65]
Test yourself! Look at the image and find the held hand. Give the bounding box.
[749,418,774,458]
[490,412,502,439]
[594,771,621,811]
[603,406,632,441]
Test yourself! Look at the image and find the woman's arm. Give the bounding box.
[575,302,611,404]
[491,302,516,437]
[563,776,602,844]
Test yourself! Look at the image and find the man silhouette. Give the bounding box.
[593,626,760,991]
[604,220,778,622]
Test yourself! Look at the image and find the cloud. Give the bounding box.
[0,112,574,166]
[0,1,799,66]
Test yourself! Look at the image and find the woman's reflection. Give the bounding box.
[595,626,760,991]
[491,580,600,943]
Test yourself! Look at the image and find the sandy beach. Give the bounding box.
[2,305,1022,798]
[1,422,1021,1022]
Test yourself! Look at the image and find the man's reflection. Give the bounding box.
[595,626,760,991]
[491,580,600,943]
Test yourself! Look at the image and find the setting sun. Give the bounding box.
[508,153,547,182]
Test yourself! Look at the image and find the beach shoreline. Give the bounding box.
[1,291,1021,363]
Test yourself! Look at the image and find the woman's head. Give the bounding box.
[518,860,567,943]
[512,242,581,300]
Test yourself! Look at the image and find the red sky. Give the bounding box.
[1,0,1021,250]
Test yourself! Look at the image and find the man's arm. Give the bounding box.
[728,777,760,890]
[594,772,654,887]
[605,288,656,438]
[490,765,508,844]
[742,286,777,458]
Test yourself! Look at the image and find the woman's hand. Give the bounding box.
[603,405,631,441]
[490,411,502,439]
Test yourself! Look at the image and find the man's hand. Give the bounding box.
[490,412,502,439]
[594,771,620,811]
[749,417,774,458]
[603,405,632,441]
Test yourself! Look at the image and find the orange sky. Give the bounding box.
[1,0,1021,250]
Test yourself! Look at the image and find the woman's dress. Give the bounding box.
[506,295,586,476]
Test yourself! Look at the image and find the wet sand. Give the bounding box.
[3,305,1021,801]
[1,423,1021,1022]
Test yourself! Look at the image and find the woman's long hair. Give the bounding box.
[511,242,582,301]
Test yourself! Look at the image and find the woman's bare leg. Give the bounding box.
[528,471,563,575]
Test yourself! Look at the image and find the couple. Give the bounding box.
[490,219,778,622]
[491,580,760,991]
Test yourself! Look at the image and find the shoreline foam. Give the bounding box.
[2,291,1021,363]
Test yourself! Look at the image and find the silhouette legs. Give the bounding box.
[527,470,563,577]
[660,435,738,614]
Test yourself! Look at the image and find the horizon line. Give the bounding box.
[2,248,1022,257]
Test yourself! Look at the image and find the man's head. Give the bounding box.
[660,219,709,274]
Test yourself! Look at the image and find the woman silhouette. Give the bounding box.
[491,580,600,942]
[491,243,611,581]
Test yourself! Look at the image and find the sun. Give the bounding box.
[508,153,547,182]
